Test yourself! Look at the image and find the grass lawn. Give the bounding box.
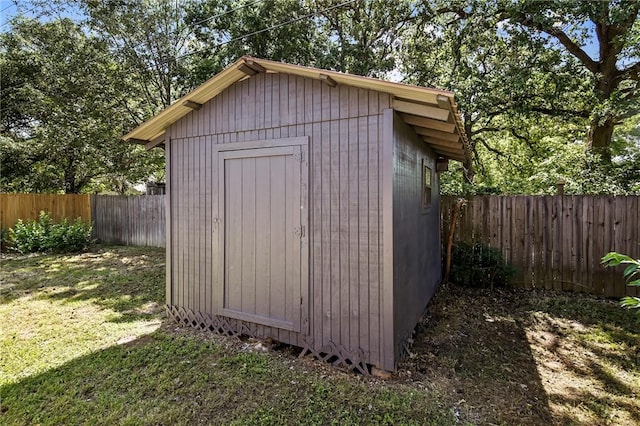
[1,245,638,425]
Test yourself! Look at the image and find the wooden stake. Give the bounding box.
[444,198,465,283]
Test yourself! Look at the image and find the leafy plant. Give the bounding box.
[8,211,93,254]
[601,252,640,317]
[449,242,515,288]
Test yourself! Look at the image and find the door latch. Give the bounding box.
[293,226,305,238]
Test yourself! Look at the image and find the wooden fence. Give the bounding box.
[0,193,91,230]
[442,196,640,297]
[91,195,166,247]
[3,193,638,297]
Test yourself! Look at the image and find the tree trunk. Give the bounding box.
[464,120,475,182]
[64,176,76,193]
[64,164,77,193]
[587,116,615,163]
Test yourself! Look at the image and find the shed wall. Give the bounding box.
[165,72,392,369]
[392,113,442,364]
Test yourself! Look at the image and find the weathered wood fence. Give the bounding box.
[442,196,640,297]
[0,193,91,230]
[91,195,165,247]
[4,193,638,297]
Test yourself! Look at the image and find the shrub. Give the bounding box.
[449,242,515,288]
[8,211,93,254]
[601,252,640,318]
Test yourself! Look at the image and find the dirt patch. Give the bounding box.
[397,284,640,425]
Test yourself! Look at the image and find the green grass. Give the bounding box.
[0,246,454,425]
[1,331,452,425]
[0,246,164,385]
[2,246,639,425]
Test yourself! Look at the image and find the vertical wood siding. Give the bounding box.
[391,115,441,364]
[166,73,390,368]
[441,195,640,298]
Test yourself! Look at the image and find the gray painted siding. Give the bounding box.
[165,73,391,368]
[391,113,441,364]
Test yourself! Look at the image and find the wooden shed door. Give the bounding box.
[218,145,306,332]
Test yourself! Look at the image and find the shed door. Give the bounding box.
[219,145,306,332]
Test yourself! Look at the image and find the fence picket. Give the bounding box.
[91,195,165,247]
[3,193,637,298]
[0,194,91,230]
[443,195,639,298]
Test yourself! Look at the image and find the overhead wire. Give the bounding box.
[172,0,355,63]
[1,1,357,99]
[187,0,266,30]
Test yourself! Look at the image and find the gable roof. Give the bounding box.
[124,56,470,162]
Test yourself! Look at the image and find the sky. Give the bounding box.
[0,0,83,29]
[0,1,16,29]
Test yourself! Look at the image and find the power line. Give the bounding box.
[1,1,357,95]
[173,0,355,62]
[0,5,13,28]
[0,3,42,29]
[94,0,268,42]
[188,0,266,30]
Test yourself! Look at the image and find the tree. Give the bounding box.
[408,0,639,165]
[0,18,163,194]
[79,0,195,121]
[501,0,640,161]
[184,0,330,85]
[313,0,415,76]
[184,0,415,83]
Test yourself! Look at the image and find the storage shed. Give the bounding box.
[125,57,470,373]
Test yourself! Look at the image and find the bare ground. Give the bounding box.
[397,283,640,425]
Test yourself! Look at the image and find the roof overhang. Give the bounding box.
[124,56,470,163]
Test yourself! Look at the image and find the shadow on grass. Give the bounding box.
[404,284,554,425]
[404,284,640,425]
[526,292,640,425]
[530,294,640,369]
[0,245,165,323]
[0,329,456,426]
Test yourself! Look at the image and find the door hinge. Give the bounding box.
[294,150,305,162]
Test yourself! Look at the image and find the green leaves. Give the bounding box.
[0,17,164,194]
[2,0,638,195]
[406,0,639,192]
[8,211,93,254]
[601,251,640,316]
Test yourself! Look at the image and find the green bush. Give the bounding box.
[449,242,515,288]
[8,211,93,254]
[601,252,640,318]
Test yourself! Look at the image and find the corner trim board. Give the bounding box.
[381,108,396,371]
[165,137,172,306]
